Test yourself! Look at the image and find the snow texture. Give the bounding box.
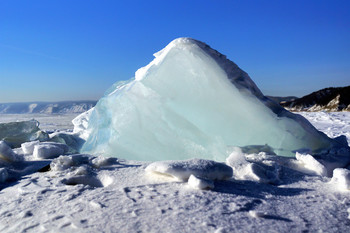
[77,38,345,161]
[145,158,233,181]
[0,112,350,232]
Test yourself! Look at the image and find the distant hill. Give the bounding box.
[0,101,97,114]
[279,86,350,112]
[266,96,299,104]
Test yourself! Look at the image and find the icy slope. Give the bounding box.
[77,38,345,160]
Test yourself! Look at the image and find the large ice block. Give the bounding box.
[75,38,346,161]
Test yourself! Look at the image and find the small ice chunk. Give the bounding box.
[226,147,247,168]
[249,210,266,218]
[72,108,94,140]
[33,142,68,159]
[295,152,327,176]
[331,168,350,190]
[49,132,85,154]
[226,150,280,183]
[70,165,89,176]
[0,168,8,183]
[50,155,74,171]
[91,156,117,168]
[21,140,40,155]
[188,174,214,190]
[145,158,233,181]
[0,141,19,162]
[241,163,269,183]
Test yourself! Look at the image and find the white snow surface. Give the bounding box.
[0,112,350,232]
[77,38,342,160]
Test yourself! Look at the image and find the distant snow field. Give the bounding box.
[299,112,350,145]
[0,112,349,232]
[0,114,77,132]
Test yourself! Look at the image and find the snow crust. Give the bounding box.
[77,38,343,161]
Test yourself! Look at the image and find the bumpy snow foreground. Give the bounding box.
[75,38,347,161]
[0,112,350,232]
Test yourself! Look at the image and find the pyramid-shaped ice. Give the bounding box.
[75,38,344,161]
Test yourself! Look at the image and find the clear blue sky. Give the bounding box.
[1,0,349,102]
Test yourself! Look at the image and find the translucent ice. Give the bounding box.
[76,38,346,161]
[0,120,48,148]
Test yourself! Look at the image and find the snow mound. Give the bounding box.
[145,158,233,181]
[77,37,344,161]
[331,168,350,191]
[295,152,327,176]
[188,174,214,190]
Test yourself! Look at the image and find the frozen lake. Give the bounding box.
[0,113,79,132]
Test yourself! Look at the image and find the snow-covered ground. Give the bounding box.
[0,112,349,232]
[299,112,350,145]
